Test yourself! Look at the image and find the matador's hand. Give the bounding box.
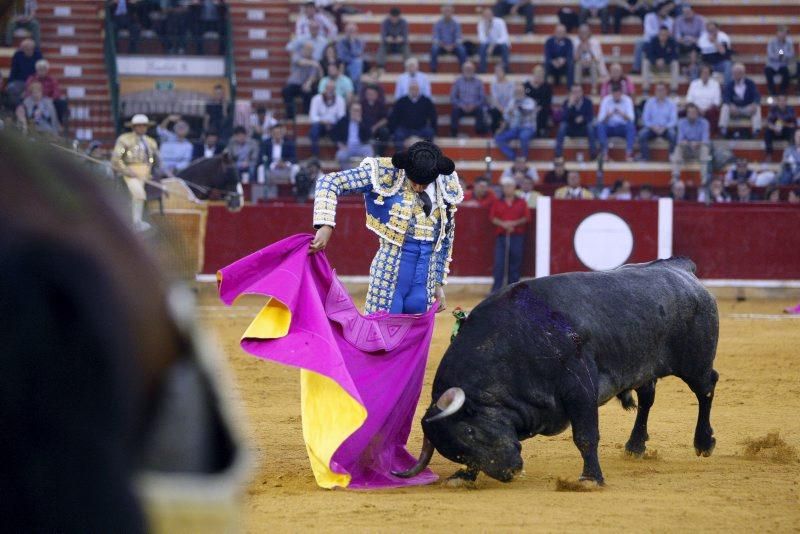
[435,285,446,313]
[309,225,333,254]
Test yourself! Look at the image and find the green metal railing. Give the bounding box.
[102,5,122,137]
[223,8,237,107]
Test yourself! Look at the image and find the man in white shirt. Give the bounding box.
[309,83,346,157]
[260,123,299,195]
[697,21,733,84]
[294,2,337,40]
[686,64,721,128]
[596,82,636,161]
[633,1,674,73]
[158,118,193,174]
[477,7,510,73]
[286,20,329,62]
[394,57,432,100]
[334,102,374,169]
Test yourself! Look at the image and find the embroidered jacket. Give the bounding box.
[313,157,463,313]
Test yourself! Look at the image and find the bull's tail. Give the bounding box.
[616,390,637,411]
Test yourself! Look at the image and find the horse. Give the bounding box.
[176,151,243,210]
[0,131,247,532]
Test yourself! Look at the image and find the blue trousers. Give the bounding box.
[597,122,636,154]
[390,238,433,314]
[495,126,536,160]
[492,234,524,293]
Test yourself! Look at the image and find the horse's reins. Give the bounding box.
[49,143,238,200]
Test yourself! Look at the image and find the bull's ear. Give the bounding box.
[0,241,145,532]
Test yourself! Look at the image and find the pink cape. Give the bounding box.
[217,234,438,489]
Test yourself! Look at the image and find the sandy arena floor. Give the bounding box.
[198,288,800,533]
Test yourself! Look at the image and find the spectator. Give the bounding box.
[789,188,800,204]
[723,157,755,185]
[686,64,721,128]
[544,158,568,184]
[733,181,755,203]
[450,61,488,137]
[157,118,193,174]
[670,179,687,200]
[493,0,535,34]
[333,102,374,169]
[477,7,511,74]
[673,5,704,56]
[430,4,467,72]
[490,176,531,292]
[25,59,67,126]
[572,23,607,95]
[336,23,365,91]
[15,80,59,136]
[282,42,322,120]
[671,102,710,183]
[462,175,497,207]
[295,1,337,40]
[318,62,354,103]
[600,178,633,200]
[203,84,230,138]
[639,83,678,160]
[287,20,329,61]
[765,95,797,161]
[309,83,346,157]
[544,24,574,87]
[359,64,385,99]
[489,64,515,133]
[700,177,730,203]
[554,171,595,199]
[637,184,656,200]
[5,0,39,46]
[495,83,537,161]
[579,0,610,34]
[360,84,390,156]
[192,130,224,160]
[518,176,542,207]
[719,62,762,139]
[191,0,226,55]
[682,49,702,82]
[394,57,432,100]
[613,0,651,35]
[315,0,346,34]
[227,126,259,182]
[108,0,140,53]
[780,130,800,184]
[376,8,409,69]
[556,84,596,159]
[161,0,192,55]
[597,82,636,161]
[249,106,278,142]
[697,21,732,84]
[644,26,679,93]
[260,123,298,196]
[524,65,552,136]
[389,81,437,151]
[6,38,41,106]
[600,62,635,97]
[633,1,674,74]
[765,25,795,96]
[763,186,780,202]
[501,156,540,183]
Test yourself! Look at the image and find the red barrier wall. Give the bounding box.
[203,202,800,279]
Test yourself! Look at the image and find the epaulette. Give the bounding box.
[360,157,405,197]
[438,171,464,204]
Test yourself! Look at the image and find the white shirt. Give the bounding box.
[271,142,283,164]
[686,77,721,111]
[394,71,432,100]
[249,112,278,141]
[501,166,540,183]
[203,145,216,158]
[598,94,635,126]
[477,17,510,47]
[309,93,346,124]
[643,13,673,39]
[295,12,337,40]
[697,30,731,55]
[733,79,746,100]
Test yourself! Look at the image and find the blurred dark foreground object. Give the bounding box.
[0,131,250,533]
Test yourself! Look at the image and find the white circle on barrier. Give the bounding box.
[573,212,634,271]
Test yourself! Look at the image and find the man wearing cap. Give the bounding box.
[309,141,463,314]
[111,114,161,231]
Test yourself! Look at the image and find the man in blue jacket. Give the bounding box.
[544,24,573,87]
[555,84,596,159]
[719,62,762,138]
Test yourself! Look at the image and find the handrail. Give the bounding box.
[102,5,121,137]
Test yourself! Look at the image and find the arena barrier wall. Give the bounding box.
[203,202,800,281]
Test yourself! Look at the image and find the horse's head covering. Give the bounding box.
[391,141,456,186]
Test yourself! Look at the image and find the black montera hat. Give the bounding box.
[391,141,456,186]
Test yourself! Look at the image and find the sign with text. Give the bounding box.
[117,56,225,77]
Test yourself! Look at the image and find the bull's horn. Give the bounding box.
[392,437,435,478]
[425,387,466,423]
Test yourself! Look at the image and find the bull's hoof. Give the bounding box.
[443,469,478,488]
[555,477,603,492]
[695,438,717,457]
[624,441,646,458]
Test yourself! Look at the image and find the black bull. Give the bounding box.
[397,258,719,485]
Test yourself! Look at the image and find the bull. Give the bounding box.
[395,258,719,485]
